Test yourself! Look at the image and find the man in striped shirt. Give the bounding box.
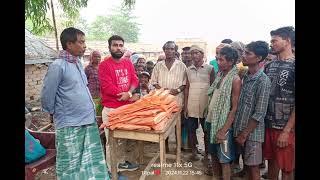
[233,41,271,180]
[150,41,187,151]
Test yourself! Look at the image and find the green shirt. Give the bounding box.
[209,59,219,76]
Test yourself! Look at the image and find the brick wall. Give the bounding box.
[25,64,48,102]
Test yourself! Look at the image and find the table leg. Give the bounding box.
[176,115,181,163]
[159,134,166,172]
[109,131,118,180]
[138,141,144,164]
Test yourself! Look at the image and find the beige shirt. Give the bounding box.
[150,59,187,106]
[186,63,213,118]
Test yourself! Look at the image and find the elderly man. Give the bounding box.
[41,27,109,179]
[151,41,187,151]
[185,45,215,162]
[151,41,187,109]
[85,50,101,99]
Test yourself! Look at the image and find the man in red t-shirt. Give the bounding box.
[98,35,139,175]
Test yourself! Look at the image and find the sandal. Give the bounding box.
[232,165,242,174]
[261,172,269,179]
[232,170,247,178]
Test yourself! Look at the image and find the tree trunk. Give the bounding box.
[50,0,59,51]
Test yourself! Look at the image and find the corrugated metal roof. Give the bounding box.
[40,38,163,55]
[25,58,55,64]
[25,29,58,64]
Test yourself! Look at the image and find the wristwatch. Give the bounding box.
[128,91,133,98]
[177,88,181,93]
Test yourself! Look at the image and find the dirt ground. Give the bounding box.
[33,133,269,180]
[26,102,269,180]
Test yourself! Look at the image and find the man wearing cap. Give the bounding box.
[185,45,215,163]
[139,71,154,96]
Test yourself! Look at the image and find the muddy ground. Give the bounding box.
[26,101,269,180]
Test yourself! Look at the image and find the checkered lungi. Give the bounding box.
[55,123,110,180]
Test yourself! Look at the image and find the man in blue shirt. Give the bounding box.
[41,27,110,179]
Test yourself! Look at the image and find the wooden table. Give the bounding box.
[108,112,181,180]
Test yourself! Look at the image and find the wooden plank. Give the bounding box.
[145,153,176,160]
[138,141,144,164]
[108,112,179,134]
[113,130,159,142]
[165,154,177,159]
[163,121,177,139]
[38,123,52,132]
[144,152,159,158]
[159,134,166,172]
[139,153,159,180]
[106,112,180,180]
[160,112,179,133]
[176,115,181,163]
[109,132,118,180]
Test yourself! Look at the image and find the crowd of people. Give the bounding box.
[40,25,295,180]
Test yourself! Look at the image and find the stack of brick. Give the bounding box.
[25,64,48,102]
[25,29,57,103]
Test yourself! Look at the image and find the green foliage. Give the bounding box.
[25,0,88,35]
[26,0,137,37]
[85,6,140,42]
[95,98,103,116]
[25,0,52,35]
[57,0,87,19]
[73,16,90,34]
[87,16,111,40]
